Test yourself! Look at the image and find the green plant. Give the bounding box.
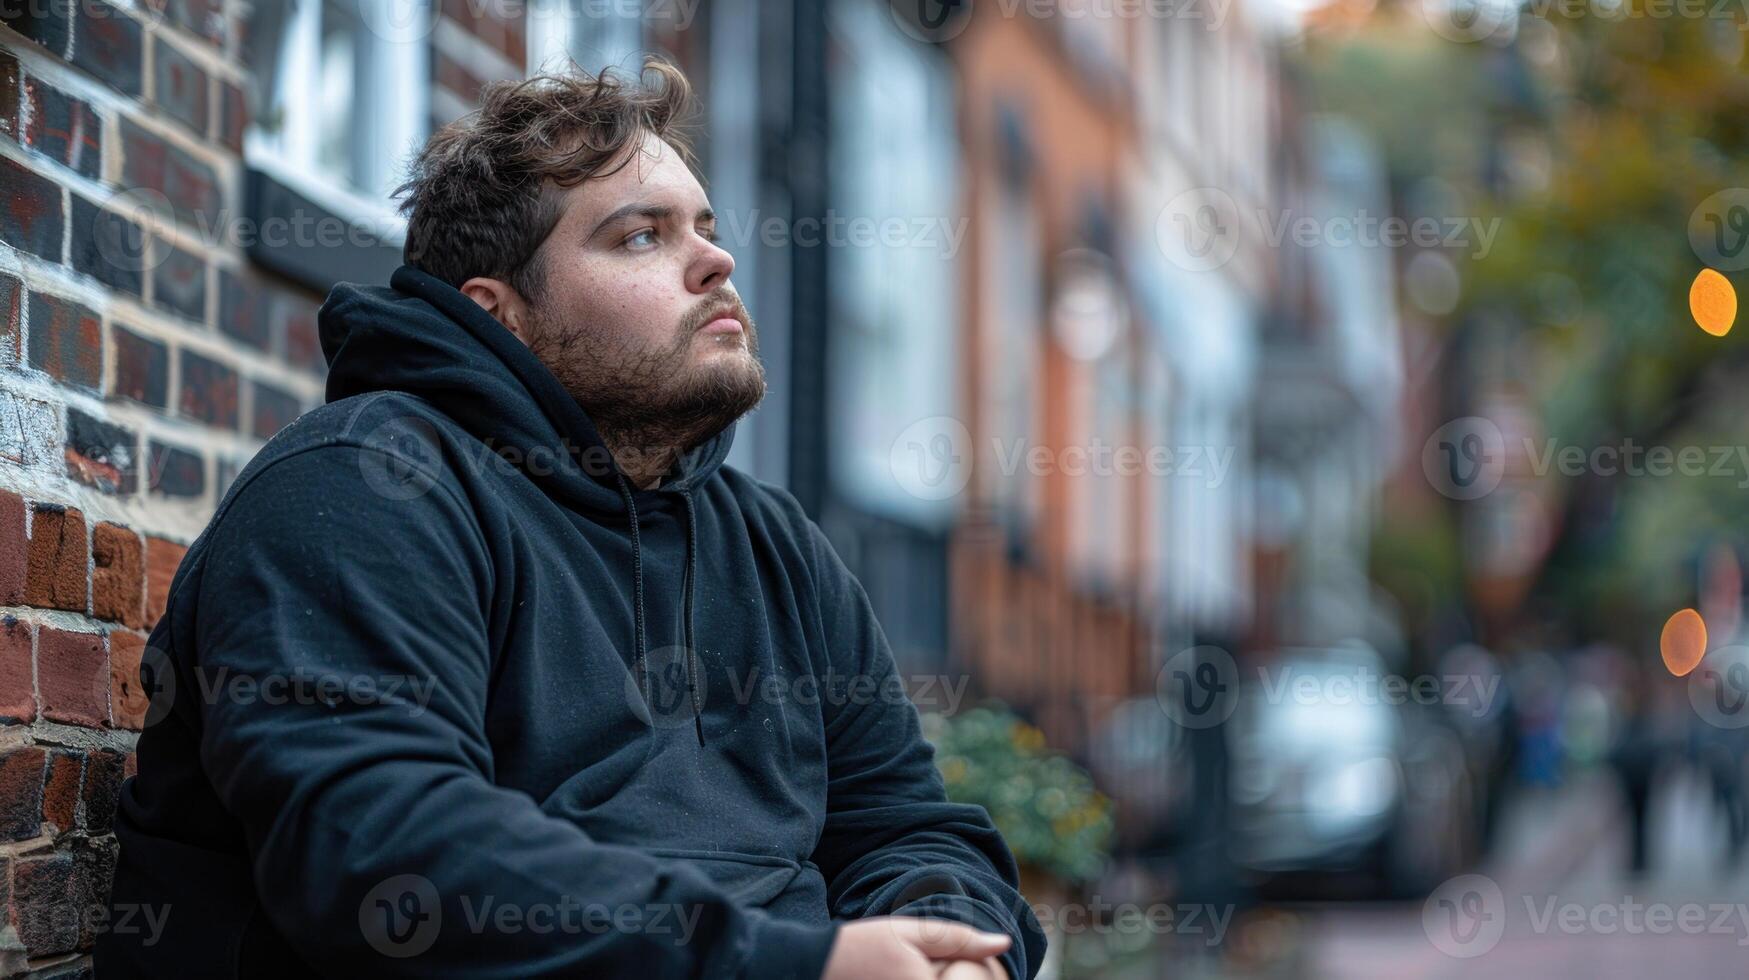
[921,704,1113,884]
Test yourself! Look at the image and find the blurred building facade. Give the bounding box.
[0,0,1410,970]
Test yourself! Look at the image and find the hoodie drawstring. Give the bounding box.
[616,475,706,748]
[682,491,704,747]
[615,475,651,710]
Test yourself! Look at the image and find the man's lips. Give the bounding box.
[700,316,744,336]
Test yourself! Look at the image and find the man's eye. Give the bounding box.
[701,228,720,245]
[624,228,658,249]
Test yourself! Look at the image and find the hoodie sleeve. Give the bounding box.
[192,443,838,979]
[801,521,1047,980]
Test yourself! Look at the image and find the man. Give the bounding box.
[97,60,1045,979]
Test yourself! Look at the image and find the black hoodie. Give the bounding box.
[96,266,1046,979]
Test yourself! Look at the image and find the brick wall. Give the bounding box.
[0,0,573,969]
[0,0,329,971]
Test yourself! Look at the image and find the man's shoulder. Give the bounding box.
[217,392,471,513]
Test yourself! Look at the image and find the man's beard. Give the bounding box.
[526,295,767,480]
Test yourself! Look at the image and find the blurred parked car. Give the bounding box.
[1227,644,1480,898]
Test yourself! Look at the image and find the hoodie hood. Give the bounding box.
[318,264,736,515]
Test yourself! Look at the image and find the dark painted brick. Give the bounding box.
[0,0,72,56]
[69,195,145,297]
[79,748,123,832]
[0,271,18,364]
[151,36,206,133]
[118,117,220,226]
[0,155,64,261]
[217,78,245,152]
[151,236,205,321]
[0,48,18,140]
[250,379,299,439]
[26,292,101,391]
[178,348,235,427]
[14,851,78,955]
[281,295,323,372]
[215,453,241,498]
[70,1,142,96]
[146,440,202,497]
[110,323,167,408]
[145,0,223,45]
[217,267,268,349]
[71,833,118,948]
[0,742,44,840]
[22,75,100,178]
[64,406,136,494]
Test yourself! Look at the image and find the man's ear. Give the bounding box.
[459,277,534,346]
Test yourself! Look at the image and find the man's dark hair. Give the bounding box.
[395,57,698,302]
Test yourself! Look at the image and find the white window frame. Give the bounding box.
[244,0,432,243]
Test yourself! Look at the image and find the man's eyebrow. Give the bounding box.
[588,203,716,239]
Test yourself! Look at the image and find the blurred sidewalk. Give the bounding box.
[1141,767,1749,980]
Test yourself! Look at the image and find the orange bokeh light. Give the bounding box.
[1690,268,1737,337]
[1660,608,1708,677]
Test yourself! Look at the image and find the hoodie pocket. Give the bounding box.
[642,847,810,908]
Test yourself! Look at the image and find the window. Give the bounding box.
[528,0,645,76]
[246,0,431,230]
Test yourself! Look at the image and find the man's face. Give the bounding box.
[518,132,764,456]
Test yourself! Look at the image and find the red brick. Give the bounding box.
[40,749,81,833]
[0,744,46,841]
[0,491,24,606]
[281,296,323,372]
[24,504,87,613]
[144,537,186,628]
[146,440,204,499]
[36,627,107,728]
[25,293,102,392]
[108,631,147,730]
[92,523,145,628]
[0,619,35,724]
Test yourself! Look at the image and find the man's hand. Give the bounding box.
[936,957,1010,979]
[822,918,1011,980]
